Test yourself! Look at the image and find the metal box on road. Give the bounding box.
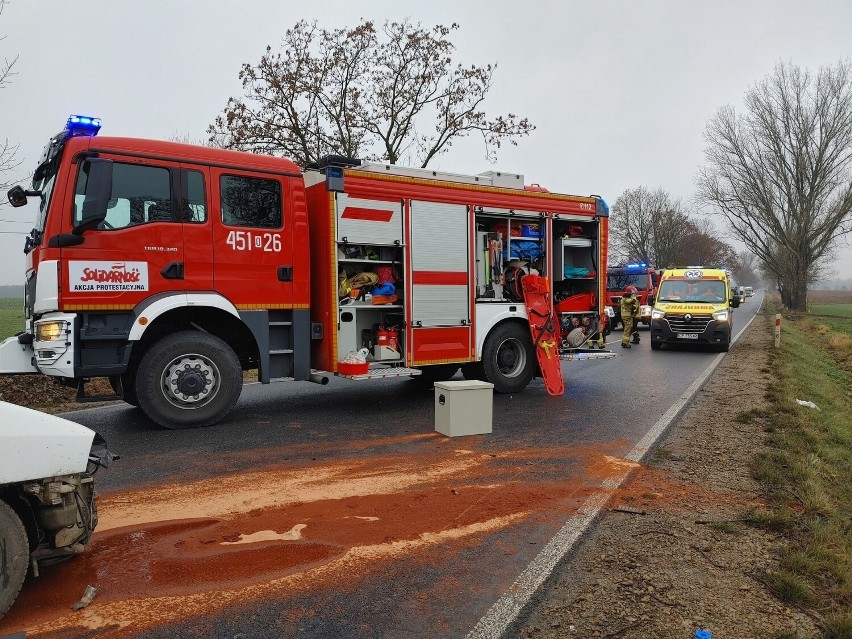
[434,380,494,437]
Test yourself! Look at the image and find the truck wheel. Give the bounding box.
[135,331,243,429]
[480,323,535,394]
[414,364,460,384]
[0,499,29,621]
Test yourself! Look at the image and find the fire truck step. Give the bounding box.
[269,349,294,355]
[338,366,422,381]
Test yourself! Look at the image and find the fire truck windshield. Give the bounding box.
[606,273,647,291]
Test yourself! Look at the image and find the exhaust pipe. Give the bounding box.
[309,371,330,385]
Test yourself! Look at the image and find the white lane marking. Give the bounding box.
[467,293,765,638]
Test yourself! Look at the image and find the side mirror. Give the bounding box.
[7,185,40,207]
[73,158,113,235]
[647,295,655,305]
[730,296,740,308]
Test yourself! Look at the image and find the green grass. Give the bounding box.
[810,303,852,318]
[0,297,24,339]
[751,304,852,634]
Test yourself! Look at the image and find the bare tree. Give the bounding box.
[697,60,852,311]
[609,186,693,267]
[0,0,21,200]
[733,249,760,286]
[208,19,534,168]
[677,217,740,272]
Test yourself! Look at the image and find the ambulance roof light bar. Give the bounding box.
[625,263,649,269]
[65,115,102,138]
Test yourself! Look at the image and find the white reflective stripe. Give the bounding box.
[128,293,240,341]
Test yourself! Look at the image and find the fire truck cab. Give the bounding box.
[1,116,611,429]
[605,263,659,328]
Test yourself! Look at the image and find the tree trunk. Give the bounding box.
[787,279,808,311]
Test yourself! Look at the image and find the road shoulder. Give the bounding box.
[516,310,819,638]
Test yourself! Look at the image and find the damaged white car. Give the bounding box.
[0,401,115,620]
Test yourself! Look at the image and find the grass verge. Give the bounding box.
[748,301,852,636]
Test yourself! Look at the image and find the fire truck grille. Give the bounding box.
[667,314,712,333]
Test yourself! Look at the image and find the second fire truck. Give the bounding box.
[1,116,611,428]
[605,263,660,329]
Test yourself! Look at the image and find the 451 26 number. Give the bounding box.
[226,230,282,253]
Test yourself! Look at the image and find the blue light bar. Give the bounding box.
[625,263,648,269]
[66,114,102,138]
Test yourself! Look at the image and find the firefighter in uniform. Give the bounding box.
[620,285,641,348]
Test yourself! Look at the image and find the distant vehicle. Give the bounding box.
[744,286,754,297]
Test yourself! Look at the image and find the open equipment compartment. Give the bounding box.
[473,207,547,302]
[552,217,603,348]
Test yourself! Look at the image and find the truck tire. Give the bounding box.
[413,364,460,385]
[0,499,29,621]
[479,323,535,394]
[135,331,243,429]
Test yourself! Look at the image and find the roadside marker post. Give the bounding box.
[774,314,781,348]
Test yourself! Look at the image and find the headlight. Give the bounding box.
[640,305,652,317]
[651,309,666,320]
[35,321,66,342]
[712,309,729,322]
[605,306,615,317]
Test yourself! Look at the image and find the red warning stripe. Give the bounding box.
[341,207,394,223]
[412,271,468,285]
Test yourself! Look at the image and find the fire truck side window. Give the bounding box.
[184,170,207,223]
[219,175,282,229]
[74,162,173,229]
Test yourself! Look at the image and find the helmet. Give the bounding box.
[625,285,638,295]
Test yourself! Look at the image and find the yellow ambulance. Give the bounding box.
[649,267,740,352]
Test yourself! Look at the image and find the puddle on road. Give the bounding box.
[221,524,308,544]
[2,440,703,638]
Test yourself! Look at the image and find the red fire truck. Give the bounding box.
[1,116,611,428]
[605,263,660,329]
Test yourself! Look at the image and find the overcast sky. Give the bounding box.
[1,0,850,284]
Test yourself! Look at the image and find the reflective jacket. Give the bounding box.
[620,294,640,319]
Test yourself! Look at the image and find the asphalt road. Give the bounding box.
[10,293,764,639]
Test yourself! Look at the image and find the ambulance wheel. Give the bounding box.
[480,323,535,394]
[0,499,29,620]
[135,331,243,429]
[414,364,460,384]
[716,339,730,353]
[651,341,662,351]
